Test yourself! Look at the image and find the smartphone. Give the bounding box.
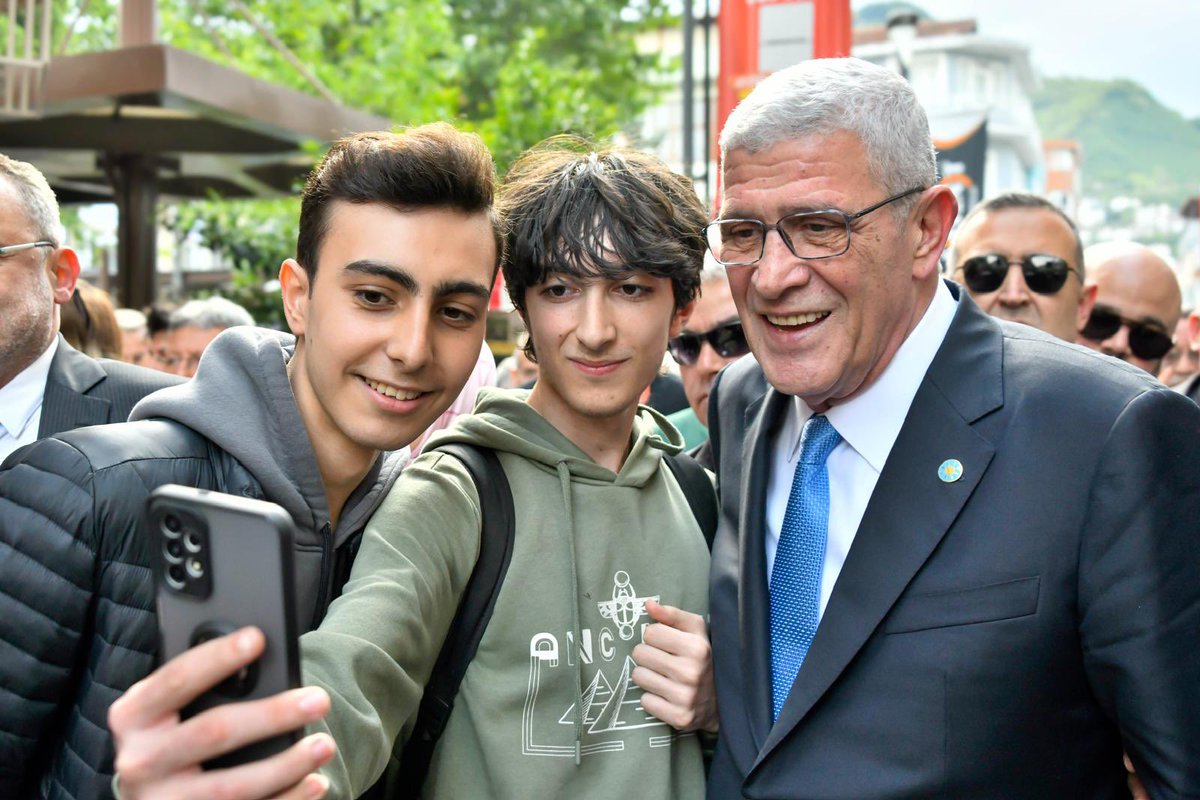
[148,484,302,768]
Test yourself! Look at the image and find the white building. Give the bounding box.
[853,18,1045,198]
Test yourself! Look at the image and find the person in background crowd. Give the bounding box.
[0,152,177,466]
[0,124,501,799]
[1077,241,1182,375]
[144,303,174,371]
[950,192,1094,342]
[163,295,256,377]
[115,307,152,366]
[496,334,539,388]
[1159,307,1199,388]
[1171,309,1200,403]
[60,278,124,359]
[704,57,1200,798]
[665,254,752,465]
[108,138,717,800]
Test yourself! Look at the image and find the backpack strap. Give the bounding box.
[663,451,718,550]
[391,443,515,799]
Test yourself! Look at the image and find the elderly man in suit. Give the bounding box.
[704,58,1200,799]
[0,153,178,463]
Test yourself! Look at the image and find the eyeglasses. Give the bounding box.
[704,187,925,267]
[957,253,1078,295]
[1080,304,1174,361]
[668,319,750,366]
[0,240,54,258]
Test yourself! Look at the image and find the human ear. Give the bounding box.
[50,247,81,305]
[669,299,696,338]
[279,259,310,337]
[910,186,958,280]
[1077,284,1098,332]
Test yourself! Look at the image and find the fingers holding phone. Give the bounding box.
[109,627,336,799]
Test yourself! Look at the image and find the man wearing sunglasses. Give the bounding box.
[950,192,1095,343]
[703,57,1200,799]
[1077,241,1182,376]
[666,258,753,462]
[0,154,179,466]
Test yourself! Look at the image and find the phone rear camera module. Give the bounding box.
[164,539,184,563]
[166,563,187,588]
[163,514,182,534]
[186,557,205,578]
[183,531,203,553]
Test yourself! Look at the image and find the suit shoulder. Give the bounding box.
[998,323,1161,412]
[717,354,768,399]
[95,359,184,395]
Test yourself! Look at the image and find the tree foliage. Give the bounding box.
[47,0,674,318]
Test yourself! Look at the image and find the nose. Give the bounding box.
[752,229,811,301]
[385,307,432,369]
[575,289,616,352]
[996,264,1030,307]
[1101,324,1131,361]
[695,339,728,381]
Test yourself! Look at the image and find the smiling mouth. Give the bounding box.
[765,311,831,328]
[362,377,424,401]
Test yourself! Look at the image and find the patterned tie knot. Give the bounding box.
[799,415,841,465]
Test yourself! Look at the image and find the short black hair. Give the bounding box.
[960,192,1085,278]
[499,138,707,337]
[296,123,503,283]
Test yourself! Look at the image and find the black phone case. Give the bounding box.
[147,484,302,768]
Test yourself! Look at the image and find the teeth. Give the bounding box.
[364,378,421,401]
[766,311,830,327]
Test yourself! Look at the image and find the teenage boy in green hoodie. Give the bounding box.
[109,140,715,800]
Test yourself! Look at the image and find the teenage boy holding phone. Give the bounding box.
[0,124,503,799]
[109,140,716,800]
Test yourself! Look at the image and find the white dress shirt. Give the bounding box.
[766,283,958,619]
[0,337,58,464]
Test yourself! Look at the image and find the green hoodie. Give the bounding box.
[301,387,711,799]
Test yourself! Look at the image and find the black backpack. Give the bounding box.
[365,442,718,800]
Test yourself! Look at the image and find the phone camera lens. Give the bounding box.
[183,531,203,553]
[163,514,182,534]
[164,539,184,562]
[167,563,187,587]
[186,557,205,578]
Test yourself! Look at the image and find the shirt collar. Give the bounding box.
[0,336,58,439]
[784,281,958,470]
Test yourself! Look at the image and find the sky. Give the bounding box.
[853,0,1200,118]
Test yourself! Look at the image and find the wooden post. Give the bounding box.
[118,0,157,47]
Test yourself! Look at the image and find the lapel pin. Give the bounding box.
[937,459,964,483]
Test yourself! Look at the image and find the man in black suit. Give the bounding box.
[0,153,177,464]
[704,58,1200,798]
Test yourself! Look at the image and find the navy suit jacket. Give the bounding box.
[36,336,181,438]
[706,285,1200,799]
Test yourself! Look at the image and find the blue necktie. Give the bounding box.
[770,414,841,721]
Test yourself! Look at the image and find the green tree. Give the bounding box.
[47,0,674,320]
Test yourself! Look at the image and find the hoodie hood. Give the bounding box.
[129,327,406,546]
[427,386,684,486]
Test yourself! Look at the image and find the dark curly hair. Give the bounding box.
[498,137,707,357]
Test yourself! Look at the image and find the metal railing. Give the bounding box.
[0,0,50,117]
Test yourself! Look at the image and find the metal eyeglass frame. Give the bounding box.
[0,240,55,257]
[704,186,926,266]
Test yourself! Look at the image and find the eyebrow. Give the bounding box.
[343,260,491,301]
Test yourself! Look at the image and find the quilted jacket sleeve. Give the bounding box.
[0,438,101,796]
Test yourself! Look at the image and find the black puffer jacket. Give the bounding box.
[0,328,405,799]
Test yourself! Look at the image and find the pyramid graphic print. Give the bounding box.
[558,656,663,733]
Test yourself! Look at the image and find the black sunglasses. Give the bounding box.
[1080,304,1174,361]
[668,319,750,366]
[957,253,1078,295]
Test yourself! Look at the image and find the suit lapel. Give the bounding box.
[738,386,788,751]
[753,289,1005,767]
[38,338,112,437]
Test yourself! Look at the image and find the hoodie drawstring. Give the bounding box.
[556,460,585,766]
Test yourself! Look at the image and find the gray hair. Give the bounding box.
[720,58,936,218]
[0,153,64,243]
[169,296,255,331]
[698,251,728,286]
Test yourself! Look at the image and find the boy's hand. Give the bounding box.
[109,626,335,800]
[631,600,718,734]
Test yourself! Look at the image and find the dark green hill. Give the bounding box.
[1034,77,1200,203]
